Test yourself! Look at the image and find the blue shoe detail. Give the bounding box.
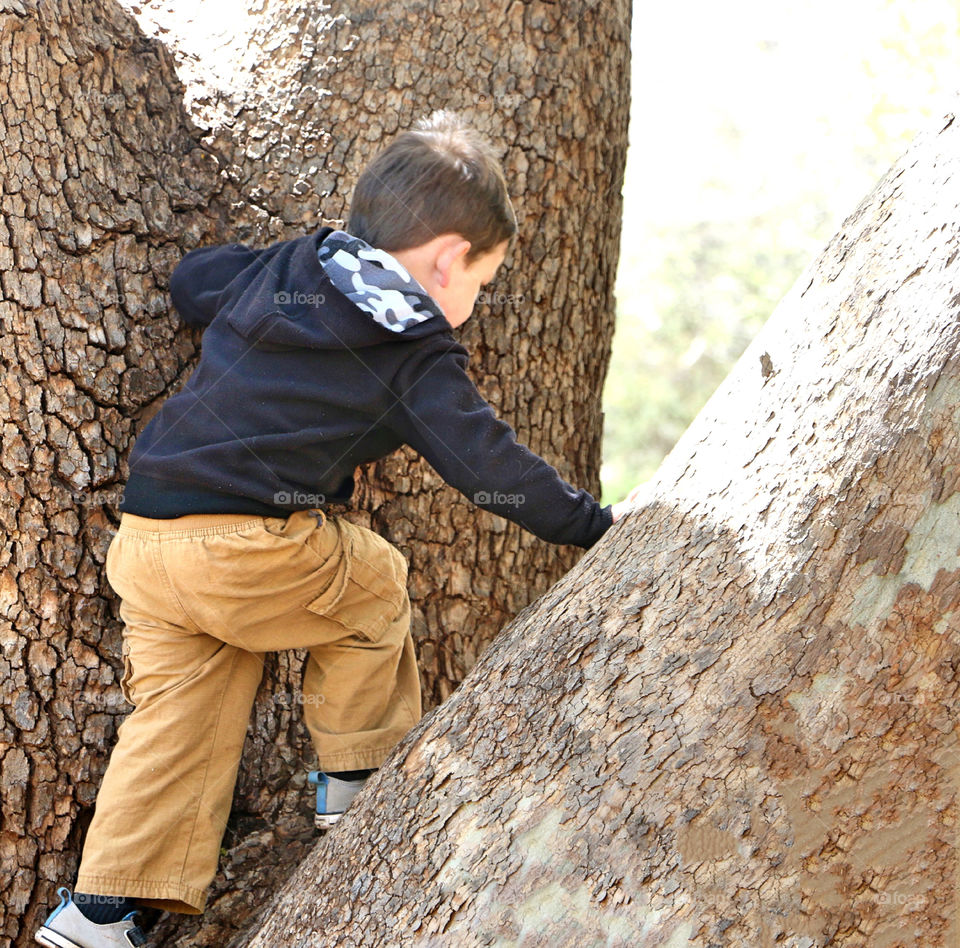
[308,769,372,830]
[36,885,148,947]
[42,886,72,925]
[307,770,328,814]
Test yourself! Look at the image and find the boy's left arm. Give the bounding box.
[388,340,614,550]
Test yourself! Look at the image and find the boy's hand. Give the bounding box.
[611,483,650,523]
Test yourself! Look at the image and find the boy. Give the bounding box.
[36,110,637,947]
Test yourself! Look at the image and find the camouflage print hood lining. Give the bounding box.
[316,230,446,333]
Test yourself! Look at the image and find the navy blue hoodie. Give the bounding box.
[119,225,614,549]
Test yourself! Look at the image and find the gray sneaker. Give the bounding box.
[307,770,372,830]
[35,887,147,947]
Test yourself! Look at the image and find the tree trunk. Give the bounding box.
[0,0,628,944]
[237,112,960,946]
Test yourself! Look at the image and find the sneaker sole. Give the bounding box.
[35,928,83,948]
[315,811,344,830]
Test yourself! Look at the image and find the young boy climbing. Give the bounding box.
[36,109,641,947]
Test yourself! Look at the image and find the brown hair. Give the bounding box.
[347,110,517,265]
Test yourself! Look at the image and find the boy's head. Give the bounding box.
[347,110,517,328]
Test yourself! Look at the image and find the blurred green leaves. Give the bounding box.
[601,207,823,500]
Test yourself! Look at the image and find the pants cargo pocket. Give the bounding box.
[305,519,407,643]
[119,637,136,707]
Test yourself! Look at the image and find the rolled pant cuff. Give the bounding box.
[314,744,397,771]
[73,873,207,916]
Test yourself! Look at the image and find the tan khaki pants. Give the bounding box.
[75,508,421,915]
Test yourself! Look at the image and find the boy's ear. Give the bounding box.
[435,237,472,288]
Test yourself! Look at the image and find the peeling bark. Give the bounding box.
[0,0,629,944]
[239,113,960,946]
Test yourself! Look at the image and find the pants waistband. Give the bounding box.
[117,508,326,537]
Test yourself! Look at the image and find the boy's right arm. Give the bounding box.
[388,340,614,549]
[169,242,270,328]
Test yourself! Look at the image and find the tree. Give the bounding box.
[237,111,960,946]
[0,0,629,944]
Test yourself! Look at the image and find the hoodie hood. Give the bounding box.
[218,225,453,350]
[316,229,446,332]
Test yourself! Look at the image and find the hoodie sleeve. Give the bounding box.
[388,339,614,549]
[169,242,265,328]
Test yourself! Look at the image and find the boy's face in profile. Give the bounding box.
[393,236,510,329]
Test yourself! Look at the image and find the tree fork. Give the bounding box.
[0,0,630,944]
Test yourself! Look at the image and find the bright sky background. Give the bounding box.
[619,0,960,290]
[605,0,960,494]
[622,0,960,227]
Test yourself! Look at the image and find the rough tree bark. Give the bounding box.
[237,113,960,946]
[0,0,629,944]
